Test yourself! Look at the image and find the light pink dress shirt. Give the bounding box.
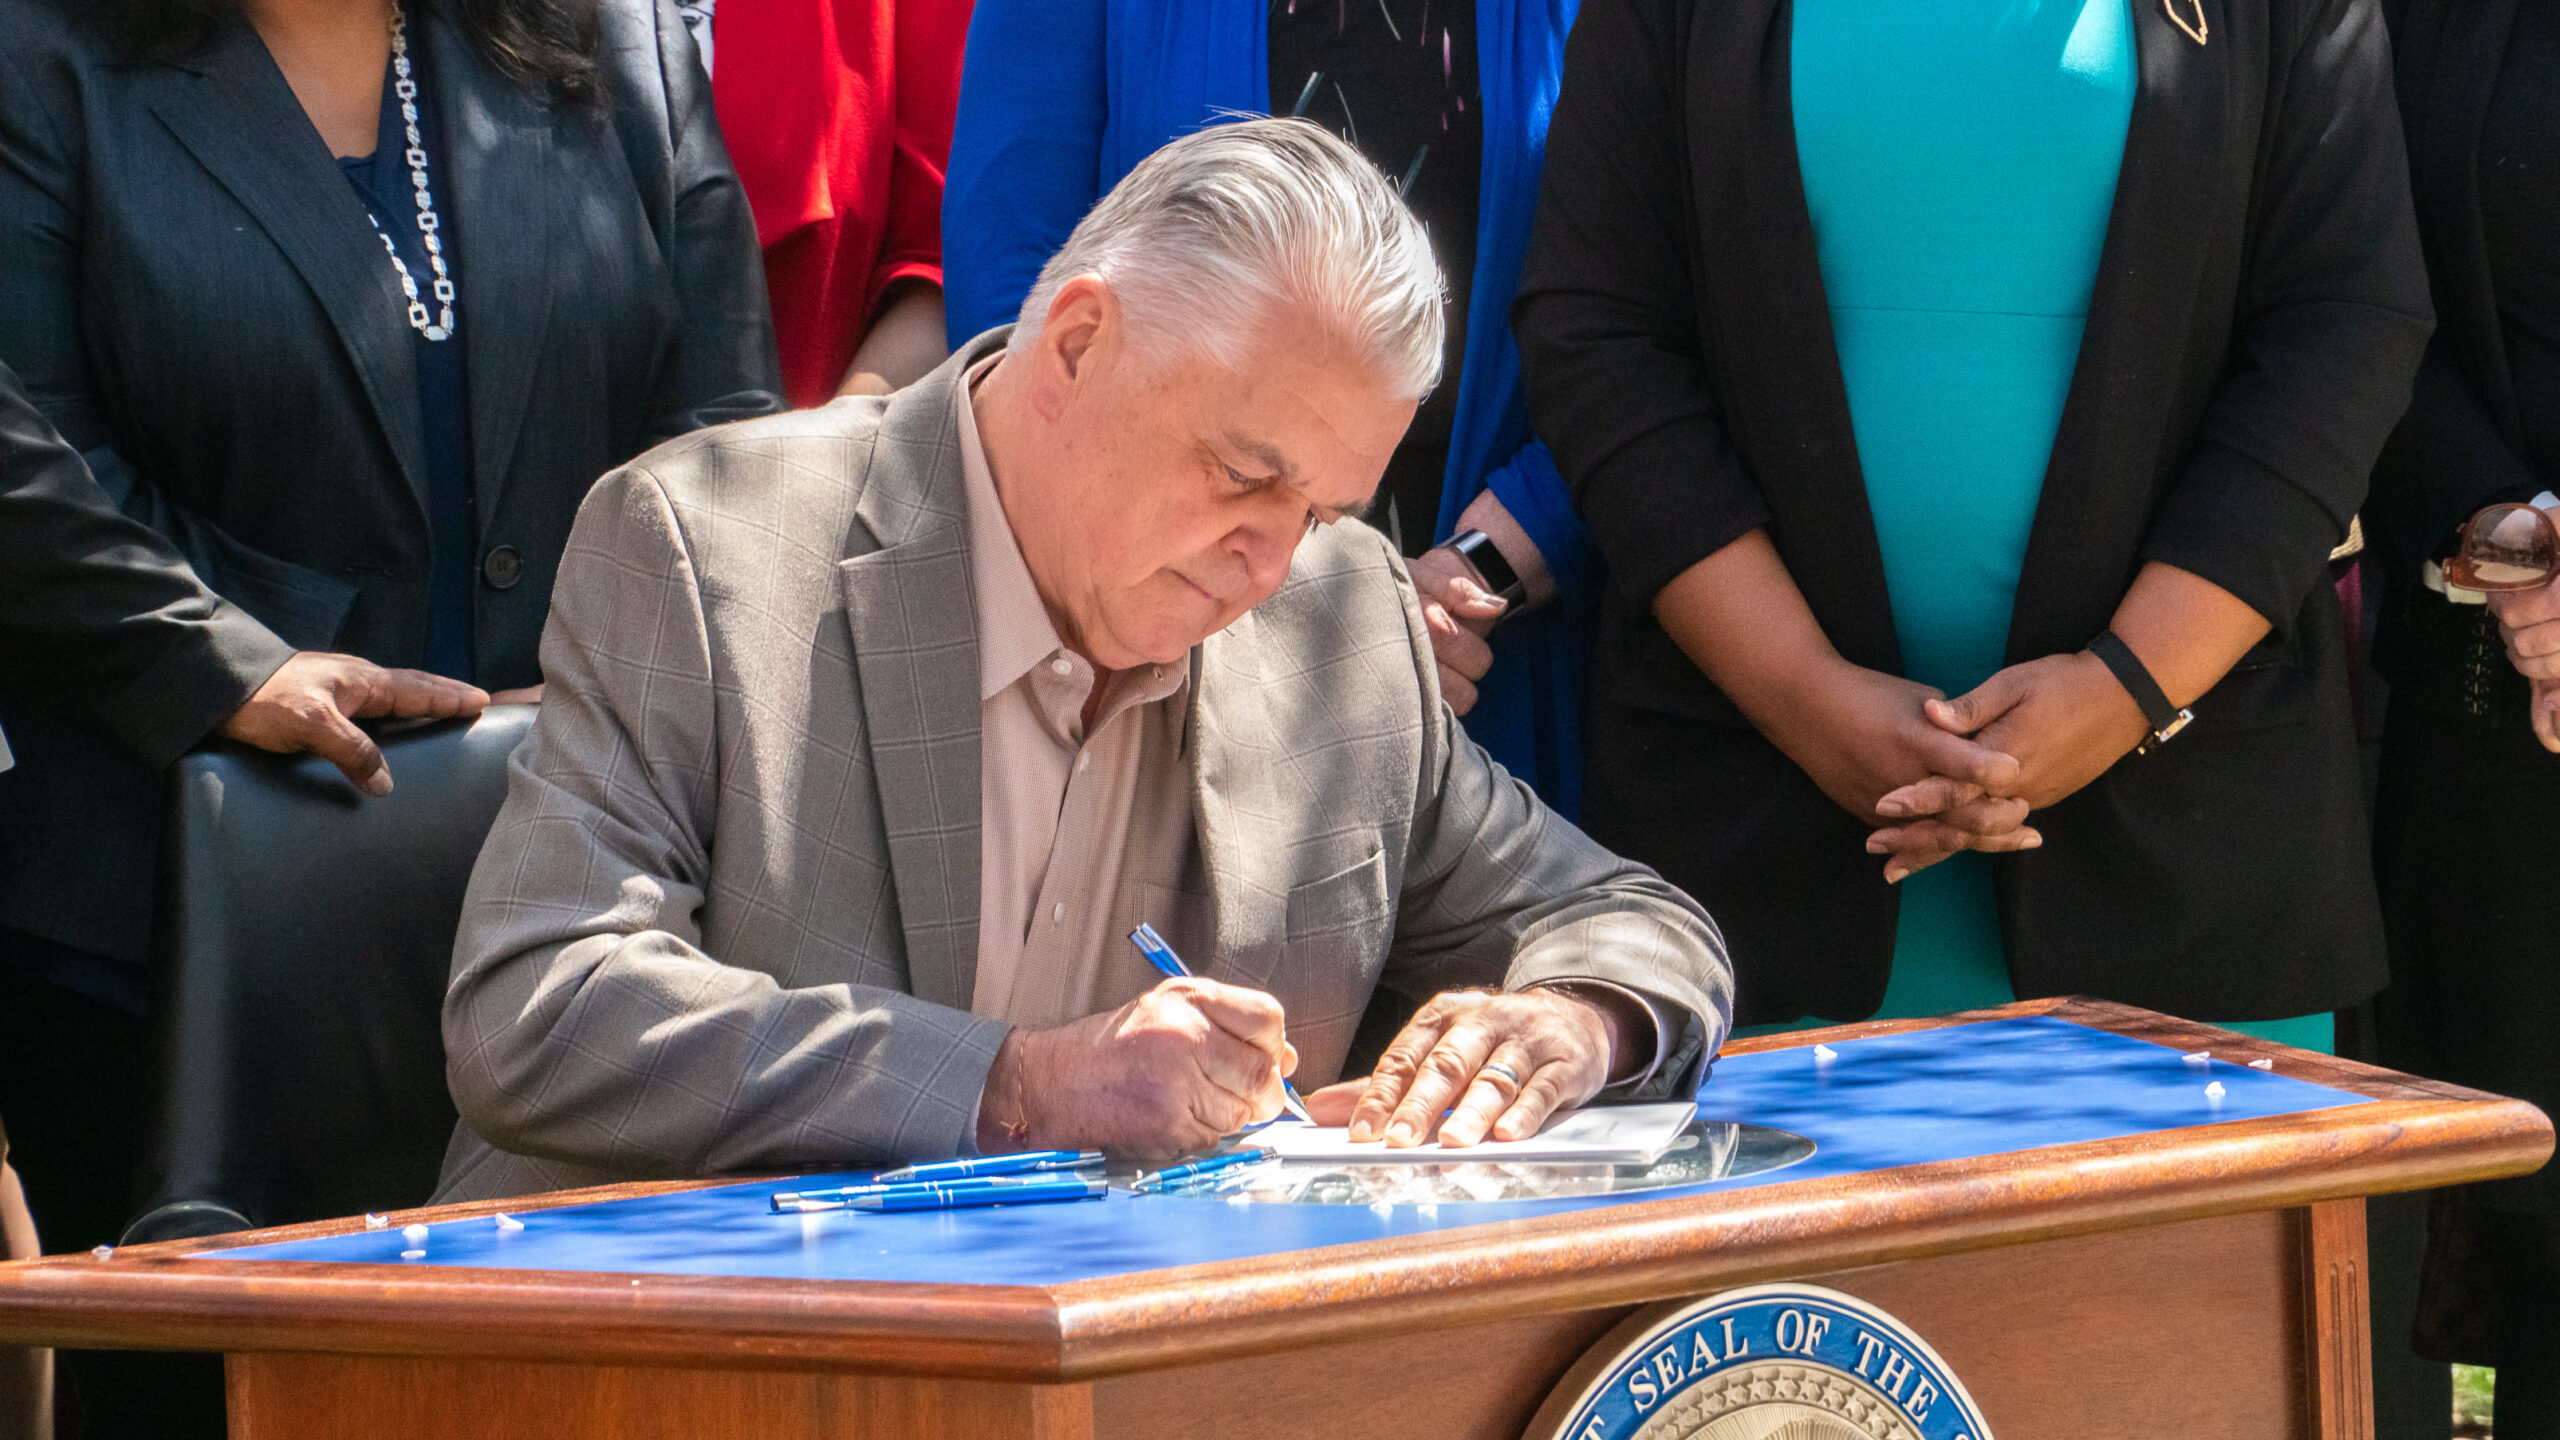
[959,361,1211,1029]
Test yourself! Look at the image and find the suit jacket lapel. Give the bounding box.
[837,359,986,1012]
[143,18,431,518]
[1688,0,1902,673]
[422,13,557,520]
[1189,610,1289,988]
[2008,0,2230,659]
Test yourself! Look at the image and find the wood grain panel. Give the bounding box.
[0,1000,2537,1384]
[1814,1208,2303,1438]
[2297,1199,2373,1440]
[1092,1305,1632,1440]
[225,1353,1097,1440]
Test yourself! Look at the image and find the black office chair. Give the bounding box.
[122,708,536,1244]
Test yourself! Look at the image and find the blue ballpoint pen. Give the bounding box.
[841,1175,1108,1213]
[771,1175,1104,1214]
[1127,923,1318,1125]
[1131,1145,1280,1193]
[874,1150,1105,1186]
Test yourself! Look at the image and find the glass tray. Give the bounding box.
[1137,1121,1815,1206]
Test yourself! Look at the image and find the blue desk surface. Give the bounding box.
[214,1017,2367,1287]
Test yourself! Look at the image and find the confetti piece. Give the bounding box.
[494,1214,525,1233]
[399,1249,425,1261]
[2183,1051,2212,1065]
[1813,1044,1839,1062]
[364,1214,390,1229]
[401,1224,429,1244]
[2204,1081,2227,1099]
[90,1246,112,1261]
[2248,1058,2275,1071]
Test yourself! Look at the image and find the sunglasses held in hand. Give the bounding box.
[2448,502,2560,592]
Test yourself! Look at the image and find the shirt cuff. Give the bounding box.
[1527,978,1668,1095]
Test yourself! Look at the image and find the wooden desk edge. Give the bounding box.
[0,999,2543,1383]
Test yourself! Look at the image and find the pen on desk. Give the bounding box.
[771,1175,1106,1214]
[768,1173,1111,1204]
[1131,1145,1279,1193]
[838,1175,1108,1213]
[875,1150,1105,1185]
[771,1183,895,1213]
[1127,923,1317,1125]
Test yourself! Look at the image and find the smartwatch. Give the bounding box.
[1445,529,1528,609]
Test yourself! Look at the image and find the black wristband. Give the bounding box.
[2086,629,2193,752]
[1446,529,1528,608]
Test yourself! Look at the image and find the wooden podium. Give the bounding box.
[0,1000,2545,1440]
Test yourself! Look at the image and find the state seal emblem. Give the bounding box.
[1522,1285,1993,1440]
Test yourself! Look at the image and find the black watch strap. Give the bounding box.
[1447,529,1528,608]
[2086,629,2193,753]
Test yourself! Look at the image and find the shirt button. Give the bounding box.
[1051,902,1065,924]
[1050,657,1073,677]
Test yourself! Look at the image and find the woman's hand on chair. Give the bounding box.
[221,653,489,795]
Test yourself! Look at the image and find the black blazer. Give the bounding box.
[0,0,783,964]
[1517,0,2433,1024]
[2367,0,2552,589]
[0,359,290,772]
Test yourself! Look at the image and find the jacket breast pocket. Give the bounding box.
[1268,850,1394,1053]
[1284,850,1392,946]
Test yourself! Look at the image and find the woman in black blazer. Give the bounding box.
[1515,0,2431,1033]
[0,0,777,959]
[0,0,777,1395]
[2369,0,2560,1425]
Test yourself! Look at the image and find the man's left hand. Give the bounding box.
[1306,987,1618,1149]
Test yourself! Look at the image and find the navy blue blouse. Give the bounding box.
[338,32,477,681]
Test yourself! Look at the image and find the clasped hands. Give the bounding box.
[974,978,1627,1162]
[1781,650,2154,883]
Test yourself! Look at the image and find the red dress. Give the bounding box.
[712,0,973,408]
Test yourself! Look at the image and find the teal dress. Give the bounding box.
[1789,0,2331,1051]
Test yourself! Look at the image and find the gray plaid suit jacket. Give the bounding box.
[434,332,1733,1204]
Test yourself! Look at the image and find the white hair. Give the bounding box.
[1009,117,1446,400]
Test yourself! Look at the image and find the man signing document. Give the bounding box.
[434,120,1731,1201]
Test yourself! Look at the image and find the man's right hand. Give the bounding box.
[975,977,1299,1160]
[219,652,489,795]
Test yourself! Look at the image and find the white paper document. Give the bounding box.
[1252,1101,1698,1166]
